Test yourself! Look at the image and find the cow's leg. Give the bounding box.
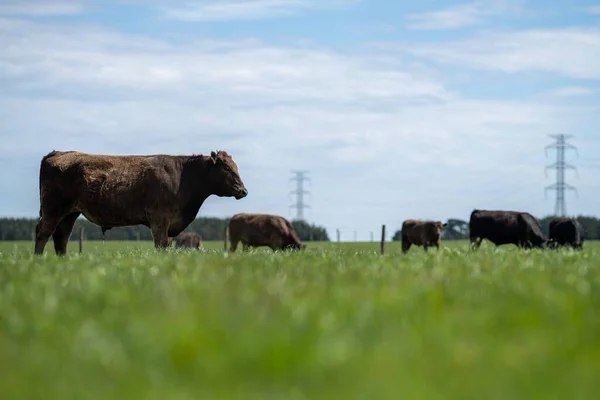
[52,212,81,256]
[150,220,170,249]
[241,241,253,251]
[519,240,532,249]
[423,244,429,252]
[34,191,78,255]
[34,217,57,255]
[35,214,67,255]
[230,238,238,252]
[470,236,482,250]
[401,238,411,253]
[269,237,284,252]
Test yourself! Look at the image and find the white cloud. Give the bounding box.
[0,0,84,16]
[541,86,596,98]
[1,16,599,236]
[405,0,524,30]
[401,27,600,79]
[587,6,600,15]
[161,0,357,21]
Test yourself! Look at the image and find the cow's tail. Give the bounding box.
[38,150,60,219]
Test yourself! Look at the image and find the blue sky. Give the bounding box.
[1,0,599,241]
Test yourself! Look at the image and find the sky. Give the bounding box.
[1,0,599,241]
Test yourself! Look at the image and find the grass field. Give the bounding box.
[1,239,599,399]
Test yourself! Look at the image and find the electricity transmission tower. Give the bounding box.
[545,134,578,217]
[289,170,311,221]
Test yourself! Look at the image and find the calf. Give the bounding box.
[401,219,447,253]
[229,213,306,252]
[174,232,203,250]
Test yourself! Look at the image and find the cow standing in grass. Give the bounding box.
[401,219,447,253]
[469,209,547,250]
[34,150,247,256]
[174,232,203,250]
[548,217,584,250]
[228,213,306,252]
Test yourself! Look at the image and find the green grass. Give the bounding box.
[1,239,599,399]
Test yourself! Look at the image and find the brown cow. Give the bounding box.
[228,213,306,252]
[401,219,447,253]
[34,150,247,256]
[174,232,202,249]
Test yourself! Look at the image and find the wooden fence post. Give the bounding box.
[336,229,340,243]
[380,224,386,255]
[79,227,84,253]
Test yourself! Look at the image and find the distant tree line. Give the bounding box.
[0,217,330,242]
[392,215,600,241]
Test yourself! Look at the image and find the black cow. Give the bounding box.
[548,217,584,250]
[469,209,548,250]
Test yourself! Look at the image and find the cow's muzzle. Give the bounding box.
[235,187,248,199]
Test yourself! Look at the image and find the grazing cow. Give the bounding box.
[228,213,306,252]
[401,219,447,253]
[469,209,547,250]
[548,217,584,250]
[34,150,247,256]
[174,232,203,249]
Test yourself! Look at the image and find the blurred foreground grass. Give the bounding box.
[1,240,599,399]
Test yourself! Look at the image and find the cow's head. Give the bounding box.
[435,221,447,232]
[285,242,306,251]
[208,150,248,200]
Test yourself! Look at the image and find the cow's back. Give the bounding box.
[517,212,546,247]
[401,219,420,237]
[40,151,184,227]
[229,213,300,248]
[229,213,273,245]
[469,209,522,245]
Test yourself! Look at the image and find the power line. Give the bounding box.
[289,170,310,221]
[545,134,578,217]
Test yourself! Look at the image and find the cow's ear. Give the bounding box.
[210,151,218,164]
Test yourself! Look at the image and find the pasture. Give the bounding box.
[1,239,599,399]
